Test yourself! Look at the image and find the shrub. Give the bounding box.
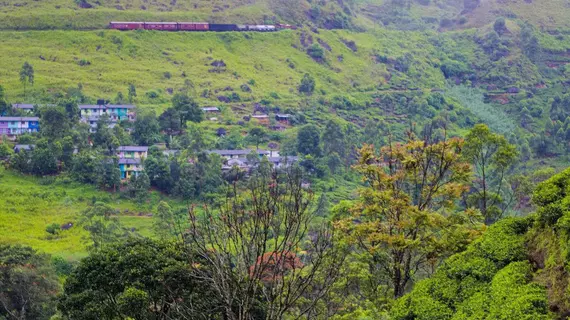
[46,223,60,235]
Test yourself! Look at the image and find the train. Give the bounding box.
[109,22,297,32]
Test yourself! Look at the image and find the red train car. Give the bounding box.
[109,22,145,30]
[179,22,209,31]
[144,22,178,31]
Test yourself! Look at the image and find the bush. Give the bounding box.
[46,223,60,235]
[307,44,325,60]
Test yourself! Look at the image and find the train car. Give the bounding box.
[109,22,145,30]
[178,22,209,31]
[144,22,178,31]
[209,24,238,32]
[276,23,297,30]
[247,25,277,32]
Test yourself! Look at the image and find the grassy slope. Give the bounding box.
[0,168,158,260]
[0,29,448,109]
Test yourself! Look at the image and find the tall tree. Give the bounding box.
[463,124,518,224]
[0,245,59,320]
[299,73,315,94]
[297,124,321,156]
[132,111,160,146]
[172,93,203,127]
[40,106,71,140]
[340,135,480,299]
[186,166,346,320]
[247,127,268,150]
[322,120,345,156]
[127,83,137,102]
[19,62,34,96]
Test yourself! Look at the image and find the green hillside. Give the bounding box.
[1,0,570,30]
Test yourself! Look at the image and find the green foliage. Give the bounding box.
[391,217,546,320]
[79,202,125,249]
[59,238,215,320]
[0,244,59,320]
[299,73,316,95]
[297,124,321,156]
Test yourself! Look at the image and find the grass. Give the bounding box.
[0,167,162,260]
[0,28,450,111]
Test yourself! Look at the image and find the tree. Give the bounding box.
[463,124,518,224]
[172,93,203,127]
[299,73,315,94]
[59,238,217,320]
[153,201,176,240]
[0,245,59,320]
[322,120,346,157]
[19,62,34,96]
[0,85,10,116]
[60,99,80,123]
[339,136,480,299]
[71,150,100,183]
[307,43,325,60]
[297,124,321,156]
[247,127,268,150]
[145,153,173,193]
[78,202,125,250]
[158,107,181,135]
[95,156,121,191]
[132,111,160,146]
[186,166,346,320]
[127,171,150,203]
[40,106,71,140]
[493,17,506,35]
[29,139,59,176]
[128,83,137,102]
[93,115,119,155]
[114,91,125,104]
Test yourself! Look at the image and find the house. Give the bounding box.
[251,114,270,126]
[275,114,291,123]
[84,116,118,133]
[117,146,148,159]
[118,158,143,180]
[221,156,298,172]
[79,104,136,121]
[14,144,34,153]
[0,117,40,135]
[208,149,270,159]
[202,107,220,113]
[117,146,148,180]
[12,104,35,113]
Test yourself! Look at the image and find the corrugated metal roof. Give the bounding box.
[0,117,39,121]
[209,149,269,156]
[118,146,149,152]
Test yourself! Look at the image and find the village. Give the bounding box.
[2,102,297,180]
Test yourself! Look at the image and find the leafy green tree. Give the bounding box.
[299,73,316,94]
[59,238,216,320]
[114,91,125,104]
[59,99,80,123]
[247,127,268,150]
[172,93,203,127]
[0,245,59,320]
[158,107,181,135]
[95,156,121,191]
[144,153,173,193]
[297,124,321,156]
[127,83,137,102]
[463,124,518,224]
[93,115,119,155]
[0,141,13,160]
[322,120,345,157]
[29,139,59,176]
[127,171,150,203]
[19,62,34,95]
[79,202,125,250]
[132,112,160,146]
[71,150,100,184]
[40,106,71,140]
[493,17,506,35]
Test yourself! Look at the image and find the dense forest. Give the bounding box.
[2,0,570,319]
